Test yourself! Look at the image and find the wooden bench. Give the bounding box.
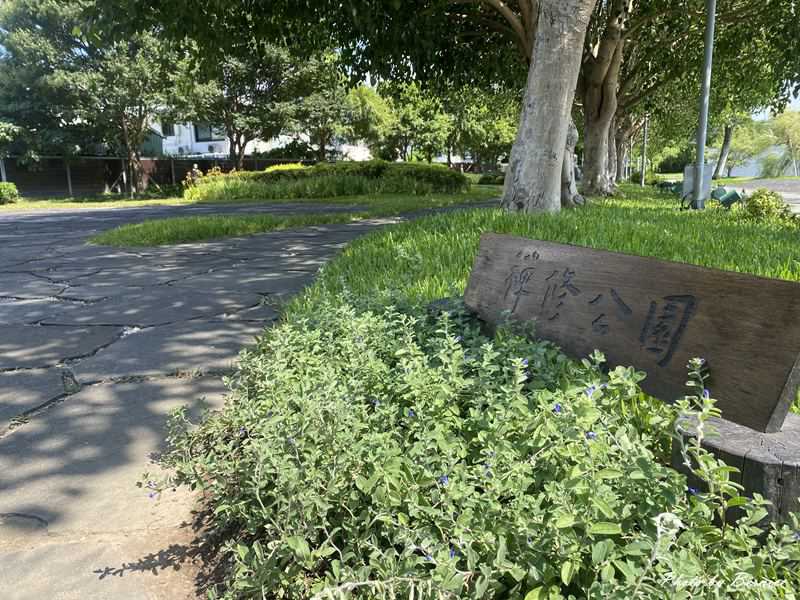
[462,233,800,523]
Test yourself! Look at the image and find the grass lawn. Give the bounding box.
[292,185,800,310]
[89,188,499,246]
[2,183,500,213]
[0,195,191,211]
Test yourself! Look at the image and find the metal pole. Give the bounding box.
[640,116,649,187]
[65,160,73,197]
[693,0,717,209]
[0,157,6,182]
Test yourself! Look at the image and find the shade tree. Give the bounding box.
[0,0,181,193]
[174,43,301,170]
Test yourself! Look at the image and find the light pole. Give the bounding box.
[692,0,717,209]
[640,114,649,187]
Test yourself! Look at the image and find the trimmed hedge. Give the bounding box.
[229,160,469,193]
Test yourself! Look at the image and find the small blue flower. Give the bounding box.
[408,409,416,418]
[454,336,462,343]
[371,398,380,407]
[521,358,529,367]
[585,385,597,397]
[424,554,434,562]
[148,491,158,499]
[702,389,711,400]
[239,426,248,437]
[792,531,800,542]
[449,547,457,559]
[438,475,449,486]
[553,403,563,414]
[688,486,700,496]
[483,463,492,478]
[585,431,597,440]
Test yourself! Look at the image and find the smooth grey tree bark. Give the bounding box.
[561,118,585,208]
[502,0,598,213]
[712,123,733,179]
[580,2,626,196]
[607,116,617,186]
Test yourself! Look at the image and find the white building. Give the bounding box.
[154,121,371,161]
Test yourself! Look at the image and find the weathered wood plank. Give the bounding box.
[673,414,800,524]
[464,233,800,432]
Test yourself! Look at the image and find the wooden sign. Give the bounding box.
[464,234,800,433]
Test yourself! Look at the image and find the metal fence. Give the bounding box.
[0,156,311,198]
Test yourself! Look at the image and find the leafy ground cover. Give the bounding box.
[89,189,498,246]
[151,184,800,598]
[157,306,800,599]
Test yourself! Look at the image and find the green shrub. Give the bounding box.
[732,189,798,226]
[478,172,506,185]
[186,160,470,202]
[0,182,20,204]
[264,162,308,174]
[155,302,800,599]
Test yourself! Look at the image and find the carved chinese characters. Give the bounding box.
[464,234,800,433]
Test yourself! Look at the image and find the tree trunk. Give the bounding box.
[561,118,585,208]
[129,151,144,196]
[615,133,628,183]
[502,0,597,213]
[607,116,618,186]
[580,7,625,196]
[713,124,733,179]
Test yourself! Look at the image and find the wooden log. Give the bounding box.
[464,233,800,433]
[672,413,800,524]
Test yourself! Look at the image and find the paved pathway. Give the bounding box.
[735,178,800,213]
[0,202,405,599]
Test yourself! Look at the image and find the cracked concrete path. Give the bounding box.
[0,202,407,599]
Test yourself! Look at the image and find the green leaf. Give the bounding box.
[561,560,578,586]
[495,536,507,565]
[555,514,577,529]
[524,587,546,600]
[596,469,624,480]
[613,559,637,582]
[285,535,311,560]
[591,497,615,519]
[592,541,610,564]
[589,522,622,535]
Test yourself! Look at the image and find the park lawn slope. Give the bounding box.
[291,185,800,313]
[90,189,499,246]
